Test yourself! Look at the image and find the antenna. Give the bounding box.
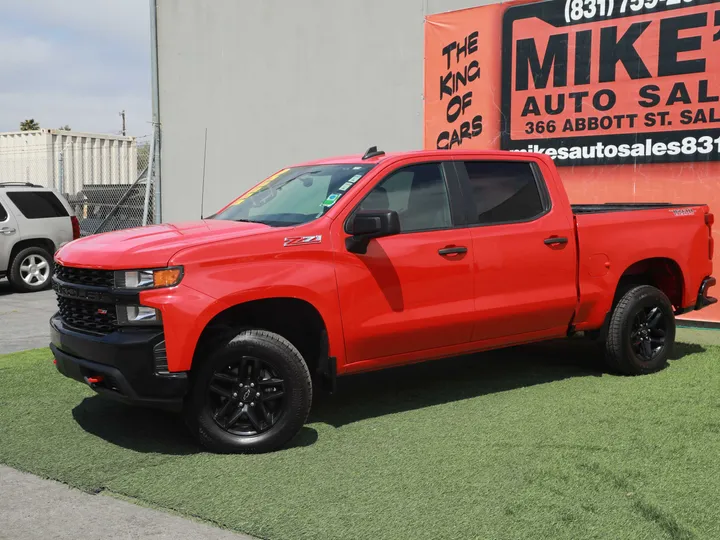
[200,128,208,219]
[362,146,385,160]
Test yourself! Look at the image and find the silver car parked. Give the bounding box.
[0,183,78,292]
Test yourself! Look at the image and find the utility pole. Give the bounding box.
[119,110,126,136]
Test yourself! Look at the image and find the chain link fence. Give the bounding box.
[0,129,158,236]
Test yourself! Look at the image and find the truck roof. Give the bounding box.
[296,148,547,167]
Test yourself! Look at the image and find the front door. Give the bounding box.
[333,162,475,364]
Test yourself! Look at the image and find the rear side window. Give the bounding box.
[464,162,545,225]
[6,191,68,219]
[0,201,7,221]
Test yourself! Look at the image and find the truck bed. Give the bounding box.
[572,203,701,214]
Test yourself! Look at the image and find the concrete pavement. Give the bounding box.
[0,466,252,540]
[0,280,56,354]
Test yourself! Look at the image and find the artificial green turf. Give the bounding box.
[1,339,719,540]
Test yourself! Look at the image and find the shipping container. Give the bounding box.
[0,129,138,197]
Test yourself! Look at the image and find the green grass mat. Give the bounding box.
[1,339,719,539]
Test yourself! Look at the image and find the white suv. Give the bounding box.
[0,183,78,292]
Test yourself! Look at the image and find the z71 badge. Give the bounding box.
[283,235,322,247]
[671,208,696,217]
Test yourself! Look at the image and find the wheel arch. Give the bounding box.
[614,257,684,310]
[9,238,56,266]
[191,297,330,379]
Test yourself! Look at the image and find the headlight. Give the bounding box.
[115,267,183,289]
[117,305,162,326]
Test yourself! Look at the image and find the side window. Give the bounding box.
[0,201,7,222]
[358,163,452,233]
[464,161,545,225]
[6,191,69,219]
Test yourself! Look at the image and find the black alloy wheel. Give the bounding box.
[605,285,676,375]
[208,356,286,435]
[629,306,667,362]
[185,329,312,453]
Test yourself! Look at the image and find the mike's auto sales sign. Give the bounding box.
[425,0,720,166]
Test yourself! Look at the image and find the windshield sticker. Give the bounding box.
[346,174,363,184]
[338,182,353,192]
[231,168,289,206]
[284,235,322,247]
[322,193,341,207]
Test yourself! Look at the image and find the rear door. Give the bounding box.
[454,160,578,341]
[333,160,475,365]
[0,197,20,272]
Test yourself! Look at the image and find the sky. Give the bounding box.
[0,0,152,139]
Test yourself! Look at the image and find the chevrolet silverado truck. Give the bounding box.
[51,148,716,453]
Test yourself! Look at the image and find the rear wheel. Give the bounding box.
[605,285,675,375]
[9,247,53,292]
[184,329,312,453]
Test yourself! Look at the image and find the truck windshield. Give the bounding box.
[212,164,375,226]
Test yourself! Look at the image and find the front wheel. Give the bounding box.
[605,285,676,375]
[184,329,312,453]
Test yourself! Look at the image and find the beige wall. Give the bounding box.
[156,0,496,221]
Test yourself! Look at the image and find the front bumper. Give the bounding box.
[50,315,188,411]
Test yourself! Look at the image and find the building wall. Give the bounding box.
[156,0,494,222]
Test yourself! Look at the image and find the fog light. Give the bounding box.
[117,305,162,326]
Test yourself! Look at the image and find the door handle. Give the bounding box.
[544,236,568,246]
[438,246,468,256]
[0,227,16,235]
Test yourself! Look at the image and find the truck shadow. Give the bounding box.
[72,398,200,455]
[70,339,704,453]
[71,397,318,455]
[309,339,706,428]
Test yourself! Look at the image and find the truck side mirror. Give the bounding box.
[345,210,401,254]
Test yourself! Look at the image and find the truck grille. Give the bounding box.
[54,264,115,288]
[57,296,117,334]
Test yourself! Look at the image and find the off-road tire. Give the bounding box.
[184,329,312,453]
[8,246,54,293]
[605,285,675,375]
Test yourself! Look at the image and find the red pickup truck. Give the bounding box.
[51,148,716,453]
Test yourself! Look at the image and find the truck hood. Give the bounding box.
[56,220,273,269]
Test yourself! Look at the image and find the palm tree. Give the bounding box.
[20,119,40,131]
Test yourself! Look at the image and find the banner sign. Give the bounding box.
[503,0,720,165]
[424,6,505,153]
[425,0,720,166]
